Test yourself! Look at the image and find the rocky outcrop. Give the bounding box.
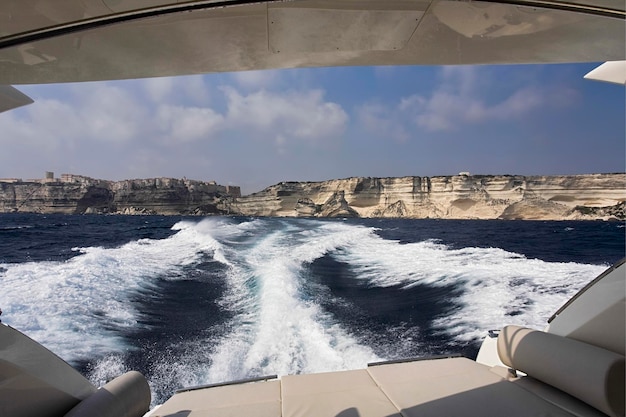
[229,174,626,220]
[293,192,360,218]
[318,191,360,218]
[0,177,236,215]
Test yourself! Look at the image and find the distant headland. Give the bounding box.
[0,173,240,216]
[1,172,624,220]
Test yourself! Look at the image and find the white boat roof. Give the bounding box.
[584,61,626,84]
[0,0,624,86]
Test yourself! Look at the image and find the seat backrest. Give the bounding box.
[497,325,625,417]
[0,324,96,417]
[63,371,151,417]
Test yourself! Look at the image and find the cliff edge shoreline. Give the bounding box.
[1,173,624,221]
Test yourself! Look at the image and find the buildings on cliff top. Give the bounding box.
[0,172,92,184]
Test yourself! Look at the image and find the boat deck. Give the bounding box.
[146,355,607,417]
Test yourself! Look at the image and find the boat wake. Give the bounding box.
[0,217,609,404]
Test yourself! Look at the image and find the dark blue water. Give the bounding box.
[0,214,623,404]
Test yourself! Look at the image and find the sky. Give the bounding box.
[1,63,624,195]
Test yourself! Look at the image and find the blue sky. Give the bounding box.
[1,63,624,195]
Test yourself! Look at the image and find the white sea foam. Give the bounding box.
[86,353,129,387]
[203,220,380,383]
[333,231,608,341]
[117,219,382,402]
[0,219,223,363]
[0,225,34,230]
[0,217,613,404]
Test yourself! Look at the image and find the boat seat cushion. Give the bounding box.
[148,349,623,417]
[366,356,574,417]
[281,369,401,417]
[497,325,625,417]
[64,371,151,417]
[148,379,281,417]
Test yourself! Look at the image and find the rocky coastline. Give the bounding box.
[0,176,239,216]
[232,174,626,221]
[1,173,624,220]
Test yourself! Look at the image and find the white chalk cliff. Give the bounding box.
[2,174,624,220]
[231,174,626,220]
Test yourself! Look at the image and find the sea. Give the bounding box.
[0,213,624,405]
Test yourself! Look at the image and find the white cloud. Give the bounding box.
[2,80,347,152]
[157,105,224,142]
[74,84,148,142]
[143,77,174,102]
[21,99,83,147]
[357,102,409,142]
[401,67,557,132]
[401,92,464,131]
[180,76,211,105]
[221,87,348,143]
[231,70,280,90]
[472,88,543,121]
[143,75,210,106]
[0,90,140,150]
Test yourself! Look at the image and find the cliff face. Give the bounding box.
[0,178,235,215]
[230,174,626,220]
[2,174,624,220]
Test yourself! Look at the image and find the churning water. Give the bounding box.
[0,214,623,404]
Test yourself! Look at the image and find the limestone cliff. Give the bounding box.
[230,174,626,220]
[2,174,624,220]
[0,177,236,215]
